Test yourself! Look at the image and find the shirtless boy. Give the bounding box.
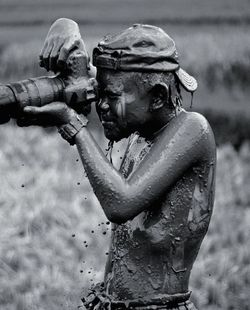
[20,19,216,310]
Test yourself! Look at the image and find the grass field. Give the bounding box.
[1,0,250,26]
[0,125,250,310]
[0,1,250,309]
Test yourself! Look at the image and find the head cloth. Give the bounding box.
[93,24,197,92]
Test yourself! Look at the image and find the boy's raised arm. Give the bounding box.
[75,112,211,224]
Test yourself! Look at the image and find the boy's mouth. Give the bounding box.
[100,113,117,126]
[101,120,115,128]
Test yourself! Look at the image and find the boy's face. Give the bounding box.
[96,69,152,141]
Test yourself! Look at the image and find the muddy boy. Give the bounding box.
[20,19,216,310]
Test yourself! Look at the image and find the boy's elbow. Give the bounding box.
[101,189,138,224]
[105,211,128,225]
[104,204,131,225]
[108,215,126,225]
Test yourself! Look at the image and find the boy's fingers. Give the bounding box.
[42,41,54,71]
[23,105,50,115]
[57,38,71,68]
[39,40,48,60]
[57,38,79,68]
[23,106,40,115]
[24,103,65,115]
[39,40,49,68]
[50,39,64,72]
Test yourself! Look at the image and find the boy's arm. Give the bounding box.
[23,20,214,222]
[21,103,214,223]
[74,112,214,223]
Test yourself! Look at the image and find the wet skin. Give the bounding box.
[10,18,214,305]
[96,70,156,142]
[74,70,216,300]
[105,129,215,300]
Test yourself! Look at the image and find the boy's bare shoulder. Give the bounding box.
[161,110,214,138]
[158,110,216,161]
[184,111,216,155]
[184,110,211,128]
[181,111,215,139]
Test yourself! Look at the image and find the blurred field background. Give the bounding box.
[0,0,250,309]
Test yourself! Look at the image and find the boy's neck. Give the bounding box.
[139,107,184,138]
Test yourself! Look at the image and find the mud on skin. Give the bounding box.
[75,111,216,303]
[7,19,216,309]
[103,121,216,301]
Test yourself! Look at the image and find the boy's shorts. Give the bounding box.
[108,300,197,310]
[81,300,197,310]
[81,284,197,310]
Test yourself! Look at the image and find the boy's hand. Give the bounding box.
[16,102,77,127]
[39,18,87,73]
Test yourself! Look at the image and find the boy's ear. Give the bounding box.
[149,83,169,112]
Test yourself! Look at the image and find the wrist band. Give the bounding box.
[58,114,88,145]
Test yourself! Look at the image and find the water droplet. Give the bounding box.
[72,234,76,238]
[146,265,152,274]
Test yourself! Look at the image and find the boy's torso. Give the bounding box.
[104,116,216,301]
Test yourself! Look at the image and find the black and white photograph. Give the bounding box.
[0,1,249,309]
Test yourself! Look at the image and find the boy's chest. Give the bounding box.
[119,134,153,179]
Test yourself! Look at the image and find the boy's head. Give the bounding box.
[93,24,197,141]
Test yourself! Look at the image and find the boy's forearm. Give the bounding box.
[75,127,129,222]
[74,126,173,223]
